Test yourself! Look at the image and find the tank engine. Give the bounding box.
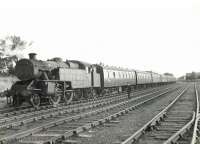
[7,53,176,108]
[8,53,105,107]
[10,54,75,107]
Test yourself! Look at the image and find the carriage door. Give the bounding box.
[91,67,94,87]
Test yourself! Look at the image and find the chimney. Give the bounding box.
[29,53,37,60]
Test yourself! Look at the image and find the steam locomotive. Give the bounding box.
[7,53,176,108]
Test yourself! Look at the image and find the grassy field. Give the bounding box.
[0,76,18,92]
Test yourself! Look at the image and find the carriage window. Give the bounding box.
[86,67,89,73]
[132,72,135,78]
[113,72,115,78]
[93,67,96,73]
[104,71,109,79]
[104,71,107,78]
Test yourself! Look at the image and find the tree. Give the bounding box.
[0,35,33,74]
[0,35,33,60]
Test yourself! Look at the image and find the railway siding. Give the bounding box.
[0,87,172,130]
[177,83,200,144]
[0,86,177,144]
[0,86,163,115]
[13,86,180,144]
[161,83,200,144]
[121,84,196,144]
[54,86,185,144]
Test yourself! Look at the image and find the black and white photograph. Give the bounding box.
[0,0,199,143]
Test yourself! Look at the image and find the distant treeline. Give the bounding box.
[0,57,15,75]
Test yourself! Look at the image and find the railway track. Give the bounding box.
[0,86,171,126]
[0,85,179,144]
[175,83,200,144]
[170,83,200,144]
[120,83,197,144]
[51,85,185,144]
[0,86,167,115]
[0,85,175,122]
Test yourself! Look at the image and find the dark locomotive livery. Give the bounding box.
[7,53,176,108]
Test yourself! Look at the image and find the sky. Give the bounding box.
[0,0,199,77]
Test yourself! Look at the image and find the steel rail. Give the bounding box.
[0,93,126,124]
[121,86,188,144]
[0,89,136,118]
[0,87,173,129]
[0,91,125,115]
[164,83,199,144]
[163,112,195,144]
[0,85,164,116]
[190,83,199,144]
[0,87,177,143]
[0,93,125,129]
[18,87,181,144]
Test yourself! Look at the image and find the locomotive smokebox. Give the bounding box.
[29,53,37,60]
